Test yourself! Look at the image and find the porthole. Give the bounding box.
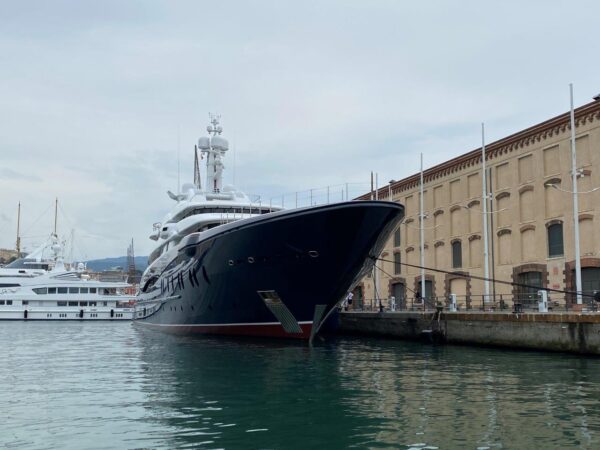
[248,257,255,263]
[228,260,234,266]
[309,250,319,258]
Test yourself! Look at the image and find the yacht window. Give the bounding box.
[68,301,78,306]
[90,288,97,294]
[57,287,68,294]
[57,301,67,306]
[80,287,88,294]
[89,301,97,307]
[79,301,88,306]
[22,301,28,305]
[0,300,4,305]
[6,300,12,305]
[103,301,107,306]
[33,288,47,295]
[0,283,20,287]
[69,287,79,294]
[48,287,57,294]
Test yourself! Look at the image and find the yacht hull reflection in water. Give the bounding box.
[136,201,403,339]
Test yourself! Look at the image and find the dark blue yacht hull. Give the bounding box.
[135,201,404,339]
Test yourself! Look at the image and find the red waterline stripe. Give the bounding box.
[137,321,313,339]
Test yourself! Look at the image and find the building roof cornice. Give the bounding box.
[361,100,600,199]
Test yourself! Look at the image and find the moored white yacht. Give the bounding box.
[0,235,135,320]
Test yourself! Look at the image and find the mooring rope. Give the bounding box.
[372,256,599,301]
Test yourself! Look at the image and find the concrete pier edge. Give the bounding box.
[338,311,600,355]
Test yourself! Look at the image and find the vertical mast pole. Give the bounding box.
[482,123,490,304]
[177,125,181,194]
[420,153,425,302]
[16,202,21,256]
[54,198,58,236]
[570,83,583,305]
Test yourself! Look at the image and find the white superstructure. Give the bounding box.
[140,115,282,292]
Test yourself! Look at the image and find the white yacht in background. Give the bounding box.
[0,235,135,320]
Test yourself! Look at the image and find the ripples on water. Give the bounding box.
[1,322,599,449]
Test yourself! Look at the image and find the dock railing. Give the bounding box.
[352,293,600,313]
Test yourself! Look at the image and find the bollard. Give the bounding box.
[448,293,458,312]
[537,290,549,313]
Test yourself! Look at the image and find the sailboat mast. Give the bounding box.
[54,198,58,236]
[16,202,21,256]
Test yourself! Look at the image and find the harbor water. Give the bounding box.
[1,322,600,449]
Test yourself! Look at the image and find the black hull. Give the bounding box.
[136,201,403,339]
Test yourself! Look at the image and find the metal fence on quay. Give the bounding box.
[350,294,600,314]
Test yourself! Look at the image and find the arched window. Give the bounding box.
[451,240,462,269]
[394,228,401,247]
[547,222,564,257]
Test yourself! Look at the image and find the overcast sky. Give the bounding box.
[1,0,598,259]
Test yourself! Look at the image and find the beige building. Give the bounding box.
[0,248,18,264]
[357,99,600,309]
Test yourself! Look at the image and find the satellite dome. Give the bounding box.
[198,136,210,150]
[211,135,229,151]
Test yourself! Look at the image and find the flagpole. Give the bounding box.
[482,123,490,304]
[570,83,583,305]
[420,153,425,302]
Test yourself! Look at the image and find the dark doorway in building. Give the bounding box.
[352,286,364,310]
[581,267,600,297]
[416,279,433,301]
[392,282,405,308]
[516,271,543,304]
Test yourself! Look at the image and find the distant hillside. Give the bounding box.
[85,256,148,272]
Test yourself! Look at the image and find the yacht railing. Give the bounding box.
[267,182,372,210]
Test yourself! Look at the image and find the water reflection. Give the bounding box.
[1,322,599,449]
[136,328,600,449]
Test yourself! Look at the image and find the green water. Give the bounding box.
[1,322,599,449]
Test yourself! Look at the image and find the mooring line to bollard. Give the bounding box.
[372,256,600,301]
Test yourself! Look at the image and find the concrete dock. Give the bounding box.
[339,311,600,355]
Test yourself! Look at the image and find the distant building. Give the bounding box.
[0,248,18,264]
[98,267,128,283]
[356,99,600,309]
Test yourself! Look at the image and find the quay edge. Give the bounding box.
[338,311,600,355]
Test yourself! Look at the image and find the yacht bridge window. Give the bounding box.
[175,206,275,222]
